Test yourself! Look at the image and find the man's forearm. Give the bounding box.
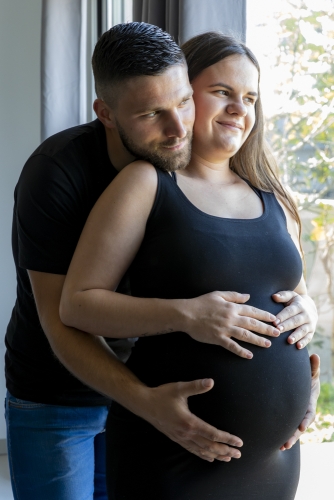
[27,270,243,461]
[45,317,152,415]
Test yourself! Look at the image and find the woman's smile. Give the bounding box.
[191,54,258,163]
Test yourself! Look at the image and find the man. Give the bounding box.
[5,22,319,499]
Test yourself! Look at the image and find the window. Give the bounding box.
[85,0,133,122]
[248,0,334,446]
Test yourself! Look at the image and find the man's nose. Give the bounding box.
[165,110,187,138]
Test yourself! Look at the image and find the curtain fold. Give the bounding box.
[41,0,246,141]
[41,0,84,140]
[133,0,246,45]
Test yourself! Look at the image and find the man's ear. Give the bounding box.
[93,99,116,129]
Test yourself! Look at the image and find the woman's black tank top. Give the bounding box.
[107,167,311,499]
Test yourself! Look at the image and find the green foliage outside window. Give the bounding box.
[259,0,334,443]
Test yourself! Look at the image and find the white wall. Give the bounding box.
[0,0,42,443]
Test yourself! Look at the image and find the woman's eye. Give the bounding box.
[244,97,255,104]
[215,90,228,96]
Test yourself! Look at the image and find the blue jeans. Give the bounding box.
[5,391,109,500]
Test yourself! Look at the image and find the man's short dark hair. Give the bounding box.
[92,22,186,106]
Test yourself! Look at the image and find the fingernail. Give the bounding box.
[290,336,295,343]
[275,319,280,325]
[246,352,253,359]
[269,314,276,321]
[273,329,280,336]
[278,325,284,331]
[298,342,303,349]
[265,340,271,347]
[203,379,212,387]
[275,293,282,297]
[223,457,231,462]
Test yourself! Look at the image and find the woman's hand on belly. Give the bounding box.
[181,291,281,359]
[280,353,320,450]
[272,290,317,349]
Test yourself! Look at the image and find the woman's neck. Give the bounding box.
[179,151,237,184]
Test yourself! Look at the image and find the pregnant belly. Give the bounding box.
[127,315,311,456]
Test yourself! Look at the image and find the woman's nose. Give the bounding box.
[226,100,247,116]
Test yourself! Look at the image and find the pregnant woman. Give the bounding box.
[61,32,312,499]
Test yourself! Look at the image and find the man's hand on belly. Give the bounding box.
[181,291,280,359]
[280,354,320,450]
[141,378,243,462]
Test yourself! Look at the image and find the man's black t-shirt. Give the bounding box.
[5,119,131,406]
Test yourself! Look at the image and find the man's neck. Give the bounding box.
[105,127,136,172]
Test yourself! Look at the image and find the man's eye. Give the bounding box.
[180,98,191,106]
[145,111,157,118]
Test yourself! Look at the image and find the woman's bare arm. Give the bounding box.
[60,161,280,350]
[273,199,318,348]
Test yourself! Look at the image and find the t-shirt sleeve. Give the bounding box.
[15,154,86,274]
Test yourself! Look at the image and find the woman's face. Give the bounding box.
[191,54,259,163]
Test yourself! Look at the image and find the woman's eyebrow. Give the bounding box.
[208,82,258,97]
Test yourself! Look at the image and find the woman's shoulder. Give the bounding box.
[92,161,159,222]
[119,160,159,185]
[103,160,159,202]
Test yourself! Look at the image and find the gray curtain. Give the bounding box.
[41,0,246,140]
[41,0,85,140]
[133,0,246,45]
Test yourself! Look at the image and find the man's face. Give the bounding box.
[111,64,195,172]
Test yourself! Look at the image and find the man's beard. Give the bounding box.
[115,119,192,172]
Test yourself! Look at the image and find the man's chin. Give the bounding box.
[153,151,190,172]
[154,143,191,172]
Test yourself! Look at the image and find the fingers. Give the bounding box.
[167,382,243,462]
[218,337,254,359]
[218,291,250,304]
[237,314,280,337]
[273,298,313,347]
[295,332,313,349]
[212,324,280,359]
[281,430,300,450]
[287,326,313,348]
[239,304,277,324]
[298,409,314,433]
[227,328,272,351]
[282,354,321,449]
[187,432,242,462]
[273,293,317,348]
[310,353,321,379]
[185,415,243,462]
[174,398,243,449]
[195,422,243,449]
[273,302,304,328]
[177,378,215,399]
[272,290,298,304]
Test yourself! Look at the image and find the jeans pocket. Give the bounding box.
[7,395,46,410]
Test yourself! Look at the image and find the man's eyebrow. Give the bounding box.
[135,91,194,114]
[208,82,258,97]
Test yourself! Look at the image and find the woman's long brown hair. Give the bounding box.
[182,32,302,242]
